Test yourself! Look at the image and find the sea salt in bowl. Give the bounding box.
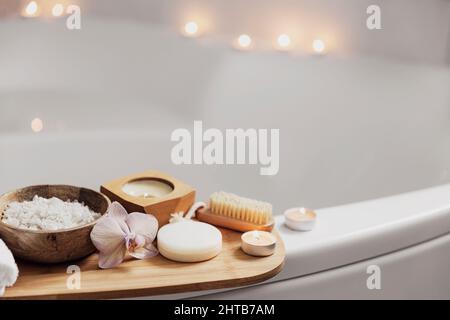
[0,185,110,264]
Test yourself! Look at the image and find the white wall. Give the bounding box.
[85,0,450,65]
[0,18,449,210]
[1,0,449,64]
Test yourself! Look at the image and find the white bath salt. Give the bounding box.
[2,195,101,231]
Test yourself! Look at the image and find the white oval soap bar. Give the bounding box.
[157,220,222,262]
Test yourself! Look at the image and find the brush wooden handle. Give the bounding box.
[196,208,274,233]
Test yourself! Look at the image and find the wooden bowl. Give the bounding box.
[0,185,110,264]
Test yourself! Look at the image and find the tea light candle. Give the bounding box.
[241,231,277,257]
[122,179,173,198]
[284,207,317,231]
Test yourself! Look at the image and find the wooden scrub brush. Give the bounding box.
[195,191,274,232]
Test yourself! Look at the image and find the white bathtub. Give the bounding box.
[1,16,450,299]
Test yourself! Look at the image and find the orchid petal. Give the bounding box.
[129,243,159,260]
[107,202,129,222]
[98,244,127,269]
[91,216,128,269]
[126,212,158,242]
[106,202,130,234]
[90,204,160,268]
[90,215,126,255]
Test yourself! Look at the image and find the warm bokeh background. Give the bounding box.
[1,0,449,212]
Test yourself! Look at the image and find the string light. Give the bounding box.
[236,34,252,49]
[276,34,291,50]
[52,4,65,17]
[31,118,43,133]
[312,39,326,54]
[24,1,38,17]
[183,21,199,37]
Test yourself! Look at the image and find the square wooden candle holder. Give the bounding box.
[100,170,196,227]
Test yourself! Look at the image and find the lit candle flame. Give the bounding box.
[52,4,64,17]
[277,34,291,50]
[236,34,252,50]
[24,1,38,17]
[183,21,199,37]
[313,39,326,54]
[31,118,43,133]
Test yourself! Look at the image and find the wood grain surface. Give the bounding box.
[2,228,285,300]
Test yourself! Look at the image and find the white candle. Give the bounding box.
[241,231,277,257]
[284,207,317,231]
[122,179,173,198]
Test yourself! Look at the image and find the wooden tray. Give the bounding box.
[2,228,285,300]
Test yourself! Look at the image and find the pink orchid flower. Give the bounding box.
[90,202,159,269]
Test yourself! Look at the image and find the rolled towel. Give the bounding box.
[0,239,18,296]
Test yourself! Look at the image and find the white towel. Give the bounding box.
[0,239,18,296]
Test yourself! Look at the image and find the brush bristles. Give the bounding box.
[209,192,272,225]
